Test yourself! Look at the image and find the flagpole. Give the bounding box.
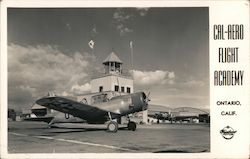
[130,41,134,71]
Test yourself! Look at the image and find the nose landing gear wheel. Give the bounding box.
[127,121,137,131]
[107,121,118,133]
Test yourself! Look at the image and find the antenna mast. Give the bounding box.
[130,41,134,70]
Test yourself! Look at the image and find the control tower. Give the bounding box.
[90,52,133,94]
[90,52,148,124]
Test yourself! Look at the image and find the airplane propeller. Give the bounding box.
[142,91,150,110]
[146,91,151,102]
[143,91,151,103]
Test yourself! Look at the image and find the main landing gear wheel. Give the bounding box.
[107,121,118,133]
[127,121,137,131]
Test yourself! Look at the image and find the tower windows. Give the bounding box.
[114,85,119,92]
[121,86,124,92]
[127,87,131,93]
[99,86,103,92]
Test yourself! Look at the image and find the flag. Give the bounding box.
[129,41,133,49]
[88,40,95,49]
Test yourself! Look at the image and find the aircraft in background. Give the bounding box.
[28,91,149,132]
[148,107,210,124]
[148,111,170,123]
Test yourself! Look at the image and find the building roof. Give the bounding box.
[103,52,122,64]
[148,105,209,114]
[148,104,171,112]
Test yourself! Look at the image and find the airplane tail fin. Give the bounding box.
[47,91,55,97]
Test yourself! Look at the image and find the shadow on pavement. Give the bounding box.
[48,125,128,134]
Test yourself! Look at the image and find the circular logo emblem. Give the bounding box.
[220,126,237,140]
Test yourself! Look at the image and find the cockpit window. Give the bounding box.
[91,93,108,104]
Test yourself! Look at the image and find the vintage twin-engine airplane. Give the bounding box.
[34,91,149,132]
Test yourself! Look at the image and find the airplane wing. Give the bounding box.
[36,96,118,123]
[24,116,54,124]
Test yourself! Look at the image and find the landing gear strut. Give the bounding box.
[48,120,54,128]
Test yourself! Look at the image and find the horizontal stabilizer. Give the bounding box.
[24,116,54,124]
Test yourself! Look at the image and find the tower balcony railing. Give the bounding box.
[91,68,132,80]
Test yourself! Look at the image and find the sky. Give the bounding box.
[7,7,209,111]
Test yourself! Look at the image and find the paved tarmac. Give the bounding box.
[8,121,210,153]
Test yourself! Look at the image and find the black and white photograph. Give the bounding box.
[7,7,210,153]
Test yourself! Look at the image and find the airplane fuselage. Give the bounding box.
[35,91,148,125]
